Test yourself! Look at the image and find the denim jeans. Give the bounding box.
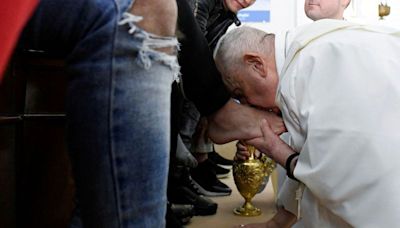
[179,99,213,153]
[19,0,179,227]
[179,99,200,150]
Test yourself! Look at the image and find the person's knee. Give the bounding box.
[121,0,178,56]
[129,0,177,38]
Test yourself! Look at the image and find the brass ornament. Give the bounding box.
[379,2,390,20]
[233,145,276,216]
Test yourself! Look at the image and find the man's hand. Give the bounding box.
[246,119,294,166]
[207,99,286,144]
[234,141,262,161]
[235,141,250,161]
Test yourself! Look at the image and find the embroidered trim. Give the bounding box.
[295,183,305,220]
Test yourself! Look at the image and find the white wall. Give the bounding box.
[232,0,299,33]
[238,0,310,32]
[345,0,400,28]
[239,0,400,32]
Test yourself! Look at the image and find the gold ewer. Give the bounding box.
[232,145,276,216]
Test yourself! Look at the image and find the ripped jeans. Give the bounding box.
[18,0,179,227]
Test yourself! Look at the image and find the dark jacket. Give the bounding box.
[191,0,241,51]
[177,0,230,116]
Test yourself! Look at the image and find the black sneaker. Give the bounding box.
[190,159,232,197]
[166,203,184,228]
[169,167,219,215]
[178,167,207,196]
[209,151,233,167]
[169,186,218,216]
[170,203,194,225]
[213,162,231,179]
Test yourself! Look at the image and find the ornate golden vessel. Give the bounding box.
[232,145,276,216]
[379,3,390,19]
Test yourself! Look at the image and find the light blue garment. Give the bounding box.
[19,0,179,227]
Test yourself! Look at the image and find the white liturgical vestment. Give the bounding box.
[275,19,400,227]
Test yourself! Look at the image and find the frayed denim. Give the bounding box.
[19,0,179,227]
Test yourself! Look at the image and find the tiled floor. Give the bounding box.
[187,142,277,228]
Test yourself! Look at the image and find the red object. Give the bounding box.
[0,0,38,80]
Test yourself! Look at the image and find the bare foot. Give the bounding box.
[207,99,286,144]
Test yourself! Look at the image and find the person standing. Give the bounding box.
[179,0,257,197]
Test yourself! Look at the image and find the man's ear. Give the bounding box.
[243,53,266,78]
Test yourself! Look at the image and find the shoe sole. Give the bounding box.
[216,172,230,179]
[217,164,232,169]
[193,203,218,216]
[216,165,231,179]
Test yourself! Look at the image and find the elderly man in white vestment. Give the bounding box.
[214,20,400,227]
[235,0,352,203]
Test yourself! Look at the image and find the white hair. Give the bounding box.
[213,26,273,77]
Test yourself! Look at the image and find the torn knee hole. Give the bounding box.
[118,12,180,80]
